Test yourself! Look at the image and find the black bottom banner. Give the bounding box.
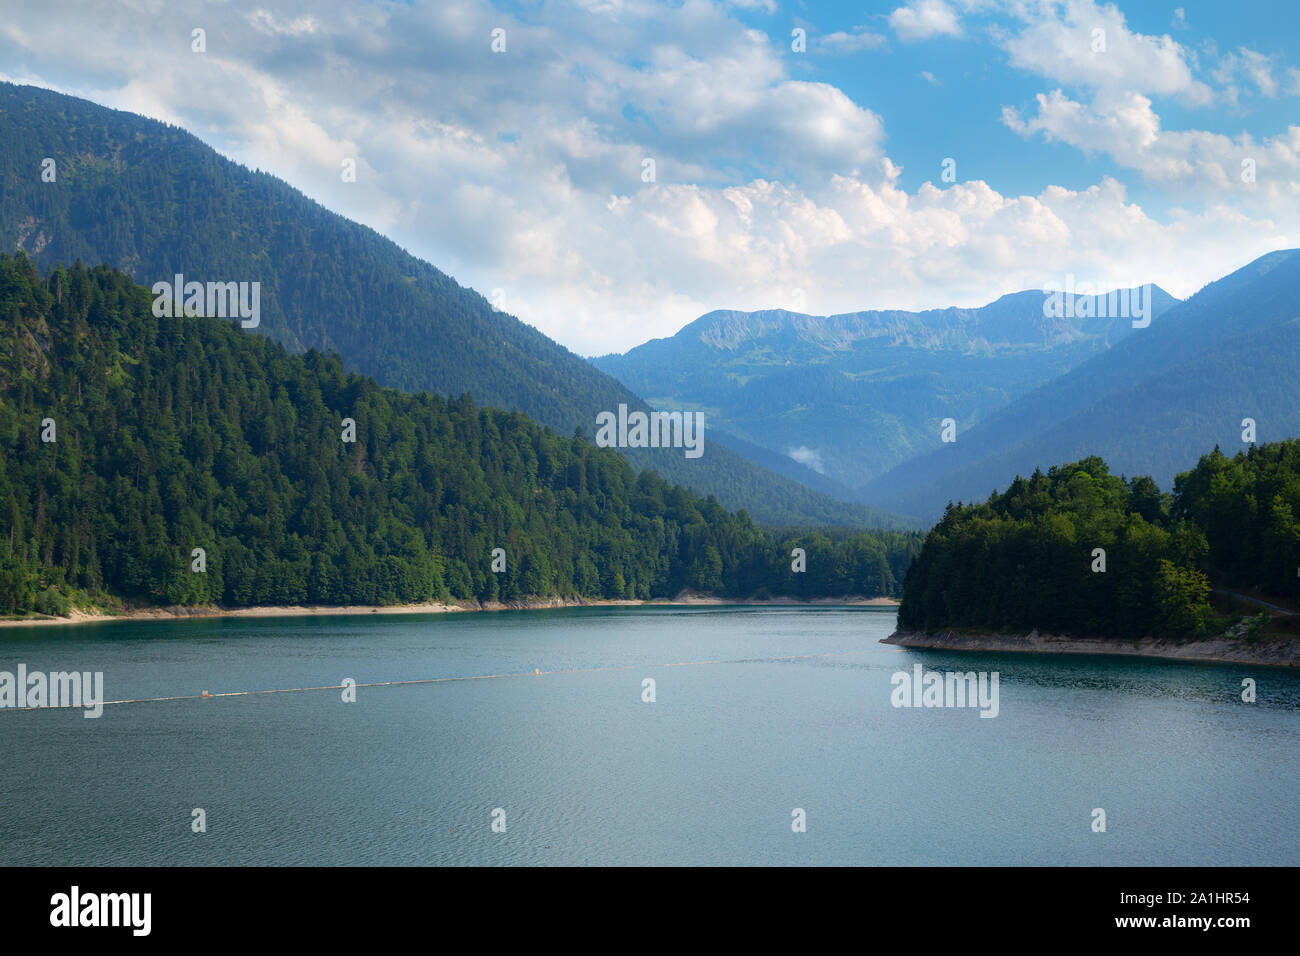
[1,865,1288,942]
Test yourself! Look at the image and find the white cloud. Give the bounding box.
[0,0,1294,358]
[787,446,826,473]
[1003,89,1300,205]
[1215,47,1279,98]
[889,0,963,42]
[1000,0,1212,106]
[819,29,888,54]
[247,10,319,36]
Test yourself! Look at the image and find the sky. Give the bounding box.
[2,0,1298,355]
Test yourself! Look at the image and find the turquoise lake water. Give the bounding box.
[1,606,1297,865]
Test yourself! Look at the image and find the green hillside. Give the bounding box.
[0,254,920,615]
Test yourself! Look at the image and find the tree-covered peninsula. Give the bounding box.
[897,442,1300,640]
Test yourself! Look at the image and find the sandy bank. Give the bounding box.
[883,628,1300,668]
[0,594,898,629]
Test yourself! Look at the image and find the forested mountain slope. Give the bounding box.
[0,255,921,614]
[0,82,901,528]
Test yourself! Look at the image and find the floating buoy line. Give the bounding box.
[0,651,870,713]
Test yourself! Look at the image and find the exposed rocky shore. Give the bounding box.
[883,628,1300,668]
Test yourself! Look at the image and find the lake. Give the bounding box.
[1,606,1297,865]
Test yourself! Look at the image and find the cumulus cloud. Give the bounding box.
[997,1,1298,221]
[1003,89,1300,205]
[1000,0,1212,106]
[889,0,963,42]
[0,0,1294,357]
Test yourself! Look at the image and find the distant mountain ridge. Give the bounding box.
[690,287,1169,353]
[863,248,1300,518]
[0,81,905,529]
[594,286,1177,490]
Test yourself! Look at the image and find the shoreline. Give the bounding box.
[0,594,900,629]
[883,628,1300,669]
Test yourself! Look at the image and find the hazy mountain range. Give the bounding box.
[594,286,1178,491]
[862,248,1300,518]
[599,248,1300,521]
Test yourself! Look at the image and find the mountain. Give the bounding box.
[593,287,1176,490]
[0,254,922,616]
[0,81,902,529]
[864,249,1300,519]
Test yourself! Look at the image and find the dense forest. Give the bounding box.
[0,81,906,530]
[0,254,920,615]
[897,442,1300,639]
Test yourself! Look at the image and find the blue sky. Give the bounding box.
[2,0,1298,354]
[781,1,1300,215]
